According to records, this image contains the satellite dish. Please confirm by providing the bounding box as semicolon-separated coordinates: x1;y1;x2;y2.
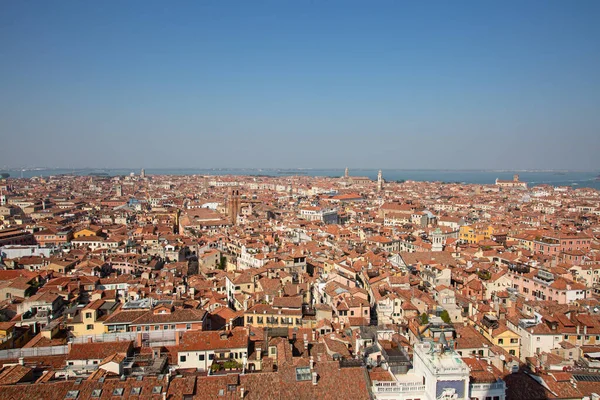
500;355;506;361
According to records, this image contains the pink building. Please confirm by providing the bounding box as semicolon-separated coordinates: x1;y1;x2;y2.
508;266;589;303
533;232;591;257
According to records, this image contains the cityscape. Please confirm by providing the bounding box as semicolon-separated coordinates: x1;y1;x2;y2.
1;1;600;399
0;170;599;399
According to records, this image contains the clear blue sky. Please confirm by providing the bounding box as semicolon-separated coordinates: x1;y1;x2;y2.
1;0;599;170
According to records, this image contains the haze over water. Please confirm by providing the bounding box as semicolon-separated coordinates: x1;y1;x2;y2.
6;168;600;191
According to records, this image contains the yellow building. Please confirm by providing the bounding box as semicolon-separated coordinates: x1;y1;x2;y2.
0;321;31;350
67;300;119;336
472;314;520;358
0;322;16;350
507;232;536;251
73;226;102;239
244;304;306;329
459;224;494;244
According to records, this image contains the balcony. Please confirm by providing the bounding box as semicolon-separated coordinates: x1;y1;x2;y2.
373;381;426;394
470;382;505;391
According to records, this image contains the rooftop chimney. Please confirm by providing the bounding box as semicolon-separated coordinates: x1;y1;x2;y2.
240;388;245;398
312;372;318;386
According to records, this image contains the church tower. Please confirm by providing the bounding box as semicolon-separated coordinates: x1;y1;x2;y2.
431;228;444;252
116;184;122;197
377;170;383;192
344;167;349;178
173;209;181;234
228;189;241;225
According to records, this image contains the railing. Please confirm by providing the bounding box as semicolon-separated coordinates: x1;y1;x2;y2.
144;340;177;347
373;381;426;393
470;382;506;391
0;345;68;360
339;359;363;368
71;329;178;344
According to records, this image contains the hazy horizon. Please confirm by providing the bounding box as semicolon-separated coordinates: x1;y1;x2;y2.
1;1;599;170
2;166;599;173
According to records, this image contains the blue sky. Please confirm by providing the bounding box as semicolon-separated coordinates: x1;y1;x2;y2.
1;1;599;170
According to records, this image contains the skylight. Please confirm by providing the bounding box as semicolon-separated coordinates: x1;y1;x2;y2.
295;366;312;381
65;391;79;400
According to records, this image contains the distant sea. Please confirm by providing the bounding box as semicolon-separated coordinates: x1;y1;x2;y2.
3;168;600;190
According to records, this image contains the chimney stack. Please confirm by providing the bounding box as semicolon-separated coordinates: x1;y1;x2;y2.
240;388;245;398
312;372;318;386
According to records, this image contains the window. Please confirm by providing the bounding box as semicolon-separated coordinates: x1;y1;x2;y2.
180;355;187;362
112;388;124;397
536;337;540;342
564;335;569;340
163;325;169;330
511;338;519;344
130;388;141;395
65;391;79;399
509;350;516;355
86;324;94;330
85;312;92;319
209;354;214;360
152;386;162;394
91;389;102;398
199;354;205;361
270;347;276;355
247;316;253;324
498;338;504;344
186;324;191;330
295;367;312;381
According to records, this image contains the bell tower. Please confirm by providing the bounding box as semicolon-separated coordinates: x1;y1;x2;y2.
377;170;383;192
431;228;444;252
228;189;241;225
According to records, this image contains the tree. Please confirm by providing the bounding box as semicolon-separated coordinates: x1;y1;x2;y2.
218;256;227;270
440;310;451;324
477;270;492;281
420;313;429;325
